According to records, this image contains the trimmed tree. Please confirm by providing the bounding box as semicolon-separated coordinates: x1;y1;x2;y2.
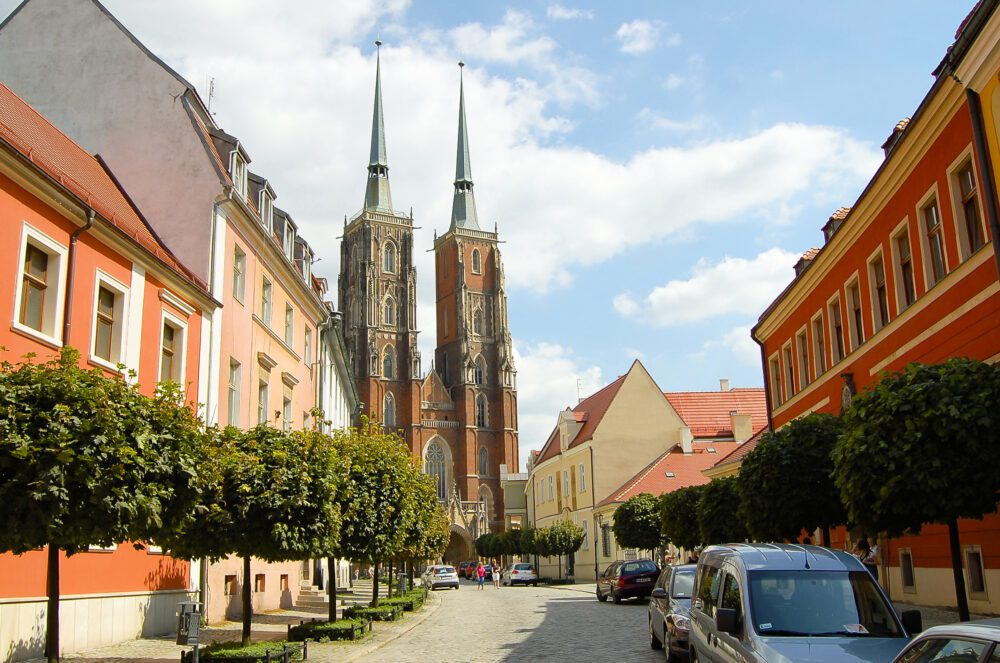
660;485;706;552
0;349;207;662
834;359;1000;622
548;520;585;579
739;414;846;545
697;476;748;545
612;493;663;554
398;468;449;591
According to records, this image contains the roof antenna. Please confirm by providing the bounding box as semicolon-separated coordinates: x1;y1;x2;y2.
577;378;583;404
207;77;216;116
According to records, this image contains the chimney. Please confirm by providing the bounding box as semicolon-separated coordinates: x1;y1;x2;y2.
730;412;754;443
680;426;693;454
719;378;730;392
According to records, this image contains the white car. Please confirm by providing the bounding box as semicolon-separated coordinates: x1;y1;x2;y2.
502;563;538;586
428;565;459;590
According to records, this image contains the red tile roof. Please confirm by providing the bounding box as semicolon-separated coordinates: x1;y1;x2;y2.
800;247;820;261
0;81;203;289
534;374;626;465
708;426;767;471
663;388;767;439
598;440;739;507
830;206;851;221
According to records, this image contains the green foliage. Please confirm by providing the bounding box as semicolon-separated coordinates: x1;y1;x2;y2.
397;465;449;563
612;493;663;551
739;414;846;541
197;640;303;661
546;520;585;556
287;619;366;643
660;485;706;551
518;527;537;556
475;533;495;558
834;359;1000;536
343;604;402;621
697;476;747;545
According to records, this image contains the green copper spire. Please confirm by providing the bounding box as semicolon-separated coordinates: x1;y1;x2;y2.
365;40;393;212
450;61;480;230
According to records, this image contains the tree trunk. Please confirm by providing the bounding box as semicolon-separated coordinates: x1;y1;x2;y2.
371;561;380;607
387;560;393;598
822;526;831;548
408;559;415;591
241;556;252;646
45;544;59;663
948;518;971;621
327;556;337;623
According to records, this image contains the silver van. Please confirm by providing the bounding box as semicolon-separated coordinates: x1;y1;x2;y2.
689;543;922;663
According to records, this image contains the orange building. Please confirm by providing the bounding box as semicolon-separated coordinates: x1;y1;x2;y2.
0;82;215;659
753;1;1000;614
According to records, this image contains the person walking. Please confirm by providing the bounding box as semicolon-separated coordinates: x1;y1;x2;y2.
493;560;502;589
856;538;880;582
476;562;486;590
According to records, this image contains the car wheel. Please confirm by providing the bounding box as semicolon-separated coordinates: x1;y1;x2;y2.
649;617;663;650
532;581;538;587
690;648;700;663
597;588;607;602
612;591;622;604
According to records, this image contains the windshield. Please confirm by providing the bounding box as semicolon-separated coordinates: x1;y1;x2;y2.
671;570;695;598
515;564;533;571
623;561;658;574
749;571;901;638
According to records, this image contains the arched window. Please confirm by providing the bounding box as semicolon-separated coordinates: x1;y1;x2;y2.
476;393;487;428
383;242;396;273
382;347;395;379
471;248;482;274
473;308;484;336
474;356;485;386
478;446;488;475
383;392;396;427
425;441;446;500
383;297;395;326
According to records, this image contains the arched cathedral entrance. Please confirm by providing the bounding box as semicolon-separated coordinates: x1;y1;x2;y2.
443;525;474;565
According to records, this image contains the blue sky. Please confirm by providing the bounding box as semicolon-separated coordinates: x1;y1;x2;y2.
0;0;976;465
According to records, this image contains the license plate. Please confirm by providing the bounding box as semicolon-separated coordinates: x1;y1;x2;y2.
635;578;652;583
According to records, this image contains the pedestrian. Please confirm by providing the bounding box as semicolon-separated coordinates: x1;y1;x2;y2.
856;538;880;582
476;562;486;590
493;560;502;589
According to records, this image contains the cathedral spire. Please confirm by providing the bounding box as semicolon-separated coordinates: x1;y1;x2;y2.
364;40;393;213
450;61;480;230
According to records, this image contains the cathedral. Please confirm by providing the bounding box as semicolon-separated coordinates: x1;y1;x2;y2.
338;47;519;561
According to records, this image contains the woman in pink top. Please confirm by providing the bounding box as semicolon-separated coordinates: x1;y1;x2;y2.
476;562;486;590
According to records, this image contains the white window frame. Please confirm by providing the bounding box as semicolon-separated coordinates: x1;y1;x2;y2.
827;293;845;365
232;153;248;198
260;191;273;233
157;309;188;385
548;475;554;501
261;275;273;326
578;463;586;493
767;352;783;406
946;147;987;262
282;388;293;432
304;327;313;367
890;218;916;314
781;341;795;398
810;310;827;378
867;247;890;333
228;358;241;427
844;273;864;353
89;270;130;371
284;304;294;347
13;224;68;346
916;184;949;289
562;469;570;496
258;375;269;425
795;326;810;389
232;245;246;304
284;225;295;262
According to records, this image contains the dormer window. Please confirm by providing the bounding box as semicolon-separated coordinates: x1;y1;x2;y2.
232;154;248;198
259;191;273;233
283;224;295;261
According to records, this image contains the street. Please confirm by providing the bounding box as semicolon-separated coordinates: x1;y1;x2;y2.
361;578;664;662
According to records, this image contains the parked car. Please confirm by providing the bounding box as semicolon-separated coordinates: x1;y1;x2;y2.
596;559;660;604
503;563;538;587
457;561;472;579
465;563;480;580
428;565;460;590
689;543;922;663
892;619;1000;662
649;564;697;661
420;564;441;586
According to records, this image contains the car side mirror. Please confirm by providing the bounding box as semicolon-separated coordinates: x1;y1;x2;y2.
901;610;922;634
651;588;667;599
716;607;739;635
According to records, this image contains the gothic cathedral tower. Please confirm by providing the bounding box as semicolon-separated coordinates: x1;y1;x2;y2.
338;43;422;448
432;63;518;531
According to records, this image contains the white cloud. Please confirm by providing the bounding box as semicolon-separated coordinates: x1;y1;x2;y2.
514;342;603;468
615;248;802;326
637;107;708;133
665;73;685;90
701;326;762;368
450;10;555;65
616;19;676;54
547;4;594;21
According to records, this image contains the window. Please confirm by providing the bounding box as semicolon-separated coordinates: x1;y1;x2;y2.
478;446;488;475
258;377;269;425
233;155;248;197
966;547;986;595
720;573;743;630
956;163;985;257
847;280;864;351
900;638;987;662
796;330;810;389
282;392;292;432
476;394;487;427
922;200;947;286
283;224;295;261
581;522;589;550
869;254;889;331
782;344;795;397
768;355;783;406
15;226;67;343
473;308;484;336
283;305;294;346
601;524;611;557
383;297;395;326
426;442;446;500
280;574;289;592
159;316;186;383
91;276;127;367
548;476;554;501
471;248;481;274
696;565;722;618
474;356;485;385
812;315;826;376
383;242;396;273
224;575;237;595
228;359;241;426
20;245;48;332
383;347;395;379
562;469;570;496
829;297;845;363
900;549;915;591
894;228;916;310
383;392;396;427
260;193;273;232
304;328;312;367
261;276;272;326
579;463;586;493
443;305;449;337
254;574;265;593
233;246;246;303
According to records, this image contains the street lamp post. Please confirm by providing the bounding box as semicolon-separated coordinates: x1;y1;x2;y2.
594;513;603;581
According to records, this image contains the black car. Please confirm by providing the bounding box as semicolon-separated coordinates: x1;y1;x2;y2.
596;559;660;603
648;564;696;662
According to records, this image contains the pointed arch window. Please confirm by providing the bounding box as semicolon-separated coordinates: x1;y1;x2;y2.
383;242;396;273
474;355;485;386
476;393;487;428
471;248;482;274
473;308;484;336
478;446;488;475
382;347;395;379
425;441;447;500
383;392;396;427
383;296;396;326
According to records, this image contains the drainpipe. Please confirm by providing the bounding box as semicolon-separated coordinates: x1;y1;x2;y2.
752;328;774;431
590;445;598;581
61;208;96;346
965;88;1000;279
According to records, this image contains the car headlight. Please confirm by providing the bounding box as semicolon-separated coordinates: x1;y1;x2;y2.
671;614;691;632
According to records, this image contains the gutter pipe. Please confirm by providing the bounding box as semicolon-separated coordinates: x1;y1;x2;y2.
965;88;1000;279
61;208;96;345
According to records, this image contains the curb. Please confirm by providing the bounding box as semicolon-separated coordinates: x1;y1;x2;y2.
336;590;444;663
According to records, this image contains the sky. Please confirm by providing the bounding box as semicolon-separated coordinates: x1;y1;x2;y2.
0;0;976;469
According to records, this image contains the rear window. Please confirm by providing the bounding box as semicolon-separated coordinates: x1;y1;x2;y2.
672;569;696;598
437;567;455;574
623;561;658;574
515;564;533;570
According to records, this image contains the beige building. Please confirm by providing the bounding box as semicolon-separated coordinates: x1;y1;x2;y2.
523;361;765;581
